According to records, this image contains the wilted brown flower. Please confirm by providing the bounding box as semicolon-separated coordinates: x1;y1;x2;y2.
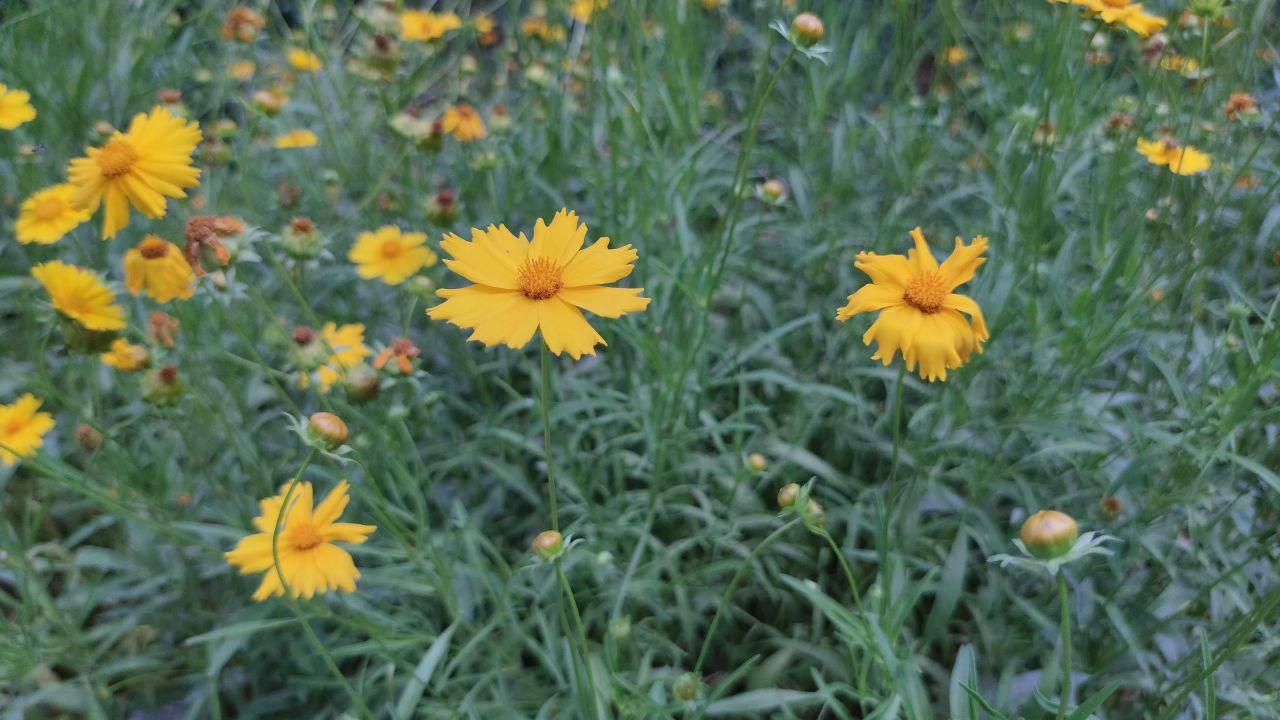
373;338;421;375
183;215;242;276
221;6;266;42
149;312;181;348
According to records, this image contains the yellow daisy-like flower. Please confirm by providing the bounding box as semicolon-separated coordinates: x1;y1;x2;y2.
1136;137;1212;175
428;209;650;359
100;338;150;371
400;10;463;41
225;480;376;601
287;48;324;72
836;228;990;382
0;394;55;466
228;60;256;81
1074;0;1166;37
273;129;318;149
441;103;486;142
348;226;438;285
570;0;608;23
521;17;566;43
32;261;127;332
66;106;202;240
305;323;372;393
0;84;36;130
16;184;93;245
123;236;197;303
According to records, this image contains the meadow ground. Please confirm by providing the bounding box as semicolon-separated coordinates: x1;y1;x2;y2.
1;0;1278;718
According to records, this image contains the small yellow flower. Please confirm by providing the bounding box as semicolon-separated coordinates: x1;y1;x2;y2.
428;209;650;359
124;236;197;303
0;394;55;466
32;261;127;332
305;323;372;393
945;45;969;65
16;184;93;245
0;84;36;130
348;226;438;285
273;129;319;149
474;14;495;34
1073;0;1167;37
228;60;256;81
400;10;462;41
225;480;376;601
570;0;608;23
521;16;566;43
441;103;486;142
1136;137;1212;175
66;106;202;239
836;228;989;382
287;48;324;72
100;338;150;371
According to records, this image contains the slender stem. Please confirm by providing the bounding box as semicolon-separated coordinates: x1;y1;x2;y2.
540;342;560;531
694;518;800;674
271;451;376;720
820;530;867;619
1056;570;1072;720
888;363;907;488
556;560;599;719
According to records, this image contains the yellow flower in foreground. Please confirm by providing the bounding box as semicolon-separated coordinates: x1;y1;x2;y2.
1079;0;1166;37
0;84;37;130
1136;137;1212;175
836;228;989;382
305;323;371;393
441;103;486;141
67;106;202;239
32;261;127;331
570;0;608;22
349;226;438;285
101;338;150;371
0;394;55;466
16;184;93;245
273;129;318;149
124;236;197;302
287;48;324;72
400;10;462;41
428;209;650;359
225;480;376;601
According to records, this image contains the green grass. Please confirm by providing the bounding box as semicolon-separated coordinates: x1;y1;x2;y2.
1;0;1278;717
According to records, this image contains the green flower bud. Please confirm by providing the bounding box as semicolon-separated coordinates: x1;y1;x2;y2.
531;530;564;561
1020;510;1079;559
789;13;824;48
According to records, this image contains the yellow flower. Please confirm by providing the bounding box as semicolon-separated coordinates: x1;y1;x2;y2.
124;236;197;302
474;14;495;34
287;48;324;72
0;84;36;130
66;106;202;240
428;209;650;359
224;480;376;601
16;184;92;245
349;226;438;285
32;261;127;332
273;129;318;149
100;338;150;371
945;45;969;66
521;17;566;43
304;323;372;393
400;10;462;41
441;103;486;142
1136;137;1212;175
835;228;989;382
1079;0;1166;36
0;394;55;466
570;0;608;23
1160;54;1202;78
228;60;256;81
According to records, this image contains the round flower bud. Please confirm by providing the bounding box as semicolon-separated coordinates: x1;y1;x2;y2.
308;412;349;449
757;179;786;205
609;616;631;639
1099;496;1122;520
790;13;824;48
344;363;381;403
531;530;564;560
75;424;103;452
1019;510;1079;559
672;672;700;702
777;483;800;508
142;366;184;406
280;216;324;260
804;498;825;525
747;452;768;473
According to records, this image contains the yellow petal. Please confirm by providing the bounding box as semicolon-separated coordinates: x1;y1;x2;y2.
942;293;989;340
557;285;650;318
907;227;938;274
853;252;912;289
428;286;540;350
836;284;904;321
537;297;605;359
529;209;587;267
439;227;523;289
560;238;639;287
862;303;922;367
312;480;351;526
938;236;988;291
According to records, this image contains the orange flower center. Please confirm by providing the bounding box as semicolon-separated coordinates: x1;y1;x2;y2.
379;238;404;259
288;522;325;551
139;238;170;259
98;138;139;178
1099;0;1128;6
518;256;564;300
903;273;947;313
34;197;65;221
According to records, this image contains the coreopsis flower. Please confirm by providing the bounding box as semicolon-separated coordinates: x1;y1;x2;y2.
1160;54;1203;78
224;480;376;600
400;10;462;41
373;337;420;375
1086;0;1167;36
945;45;969;66
273;129;318;148
0;394;55;466
441;103;486;141
348;225;437;285
228;60;256;81
124;236;197;302
428;209;650;359
221;6;266;42
16;184;92;244
0;84;36;130
66;106;202;239
1223;92;1258;121
100;338;150;371
835;228;989;382
32;261;126;332
304;323;372;393
521;17;566;43
570;0;608;23
287;48;324;72
1136;137;1212;175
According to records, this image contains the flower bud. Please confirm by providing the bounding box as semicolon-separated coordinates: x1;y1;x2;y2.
280;216;324;259
142;366;184;406
804;498;825;525
531;530;564;560
757;179;786;205
308;412;349;449
777;483;800;508
344;363;381;403
424;189;459;226
747;452;768;473
673;672;700;702
609;616;631;639
1099;496;1122;520
75;424;103;452
789;13;824;48
1019;510;1079;559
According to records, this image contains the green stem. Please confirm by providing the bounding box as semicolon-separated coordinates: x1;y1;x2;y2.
694;518;800;674
888;363;907;488
271;451;376;720
1055;570;1072;720
556;559;599;719
540;342;561;531
820;530;867;619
